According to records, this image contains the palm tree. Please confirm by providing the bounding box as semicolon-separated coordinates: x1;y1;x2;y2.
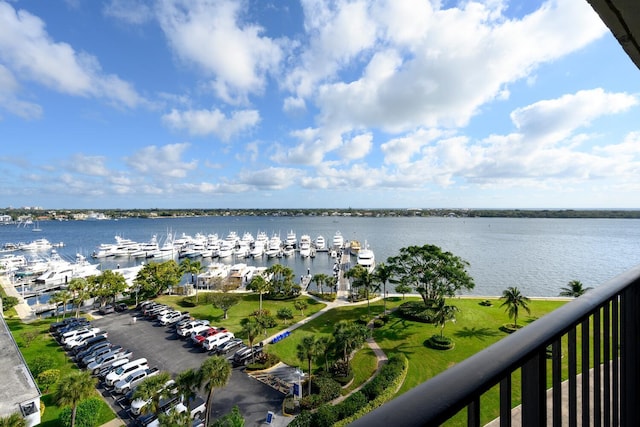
131;371;172;416
296;335;318;395
559;280;592;297
345;264;379;318
373;262;392;315
247;275;270;312
158;406;191;426
432;298;459;338
175;368;200;405
0;412;26;427
180;258;204;302
311;273;329;295
314;336;332;372
240;317;261;363
197;356;232;427
55;371;96;427
68;277;90;318
500;287;531;329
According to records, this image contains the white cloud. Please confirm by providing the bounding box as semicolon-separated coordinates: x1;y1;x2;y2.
0;64;42;119
69;154;110;176
238;166;302;190
0;1;146;108
162;107;260;140
157;0;282;104
125;142;197;179
103;0;154;25
337;133;373;161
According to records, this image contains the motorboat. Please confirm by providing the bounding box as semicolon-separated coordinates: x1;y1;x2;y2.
266;234;282;258
356;241;375;273
19;238;53;252
250;231;268;258
285;230;297;248
299;235;312;258
332;231;344;249
350;240;361;257
314;235;326;251
282;246;295;257
130;235;160;259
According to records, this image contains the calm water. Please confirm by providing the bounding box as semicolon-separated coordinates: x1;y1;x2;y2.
2;216;640;297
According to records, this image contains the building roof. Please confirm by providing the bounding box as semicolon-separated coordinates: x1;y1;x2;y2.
587;0;640;70
0;315;41;418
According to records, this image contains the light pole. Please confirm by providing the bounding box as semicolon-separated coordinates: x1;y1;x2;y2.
294;368;304;399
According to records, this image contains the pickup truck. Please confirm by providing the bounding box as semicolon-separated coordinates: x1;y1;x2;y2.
96;357;130;379
232;344;263;366
176;320;209;338
191;327;226;346
114;367;159;394
140;396;207;427
65;330;106;350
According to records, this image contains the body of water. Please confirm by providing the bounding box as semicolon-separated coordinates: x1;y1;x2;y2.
2;216;639;298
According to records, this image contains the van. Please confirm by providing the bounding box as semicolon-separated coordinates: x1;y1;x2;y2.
105;358;148;386
202;331;234;352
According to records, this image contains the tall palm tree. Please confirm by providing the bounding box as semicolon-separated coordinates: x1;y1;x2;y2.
240;317;262;363
296;335;318;395
500;287;531;328
175;368;200;405
559;280;592;297
345;264;379;318
197;356;232;427
311;273;329;295
432;298;459;338
247;275;270;312
158;406;191;426
373;262;393;315
55;371;96;427
0;412;26;427
314;336;332;372
68;277;90;318
131;371;172;416
180;258;204;302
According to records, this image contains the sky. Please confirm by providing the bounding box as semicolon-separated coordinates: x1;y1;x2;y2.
1;0;639;210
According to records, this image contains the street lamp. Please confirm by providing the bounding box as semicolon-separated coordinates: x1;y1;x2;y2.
294;368;304;399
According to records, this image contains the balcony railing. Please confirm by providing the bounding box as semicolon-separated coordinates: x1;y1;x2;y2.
350;264;640;426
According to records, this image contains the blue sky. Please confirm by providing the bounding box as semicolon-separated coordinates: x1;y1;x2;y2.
1;0;639;209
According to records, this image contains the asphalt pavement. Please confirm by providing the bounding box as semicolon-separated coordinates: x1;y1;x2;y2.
90;309;291;426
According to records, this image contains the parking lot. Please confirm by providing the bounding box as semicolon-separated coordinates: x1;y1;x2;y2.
90;308;289;426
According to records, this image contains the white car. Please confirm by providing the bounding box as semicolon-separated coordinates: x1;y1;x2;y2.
64;329;102;349
105;358;148;386
130;379;177;416
202;331;235;352
176;320;209;337
157;311;182;326
60;327;100;345
113;367;159;394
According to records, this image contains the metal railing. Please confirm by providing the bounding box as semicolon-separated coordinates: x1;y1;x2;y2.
350;265;640;426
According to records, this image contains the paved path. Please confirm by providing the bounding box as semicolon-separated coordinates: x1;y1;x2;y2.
0;275;36;322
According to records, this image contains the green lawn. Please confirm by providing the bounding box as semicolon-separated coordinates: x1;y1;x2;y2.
5;316;116;427
6;294;575;426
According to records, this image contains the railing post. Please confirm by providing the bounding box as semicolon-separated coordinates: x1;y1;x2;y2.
621;284;640;425
521;349;546;427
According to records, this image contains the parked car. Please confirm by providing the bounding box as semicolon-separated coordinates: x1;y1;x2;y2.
188;325;217;343
81;345;122;367
49;317;88;332
98;304;115;315
157;310;182;326
106;358;149;387
87;349;133;374
202;331;234;352
65;329;105;350
54;322;92;339
114;367;159;394
129;379;177;416
232;344;263;366
214;337;244;355
96;357;131;379
176;320;209;338
74;340;111;361
70;333;108;355
140;396;206;427
60;327;100;345
191;327;226;346
115;302;128;312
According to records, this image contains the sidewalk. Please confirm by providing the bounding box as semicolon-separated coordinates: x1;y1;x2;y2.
0;275;36;322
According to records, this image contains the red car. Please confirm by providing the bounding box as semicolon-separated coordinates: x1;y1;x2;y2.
192;327;227;346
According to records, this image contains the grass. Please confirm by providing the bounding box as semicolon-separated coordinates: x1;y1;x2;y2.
6;293;579;426
5;316;116;426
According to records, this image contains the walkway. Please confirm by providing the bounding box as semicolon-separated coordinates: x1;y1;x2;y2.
0;275;36;322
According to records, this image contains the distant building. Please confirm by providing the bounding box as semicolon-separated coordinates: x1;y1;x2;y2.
0;315;41;426
0;215;11;224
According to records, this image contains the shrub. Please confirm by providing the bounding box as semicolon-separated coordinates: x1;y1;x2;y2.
288;410;312;427
426;334;455;350
311;376;341;402
372;318;385;328
479;300;493;306
397;301;437;323
245;353;279;370
335;391;367;419
59;397;103;427
314;404;338;426
307;291;336;302
37;369;60;393
299;395;322;410
30;355;55;377
331;369;354;386
2;296;19;312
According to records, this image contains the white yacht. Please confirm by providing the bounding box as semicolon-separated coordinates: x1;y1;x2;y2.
357;241;375;273
217;240;234;258
250;231;268;258
299;235;312;258
332;231;344;249
266;234;282;258
285;230;297;248
19;238;53;252
314;235;326;251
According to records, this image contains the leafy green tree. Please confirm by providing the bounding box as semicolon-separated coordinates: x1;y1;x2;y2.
432;298;459;338
294;299;307;316
297;335;319;395
332;321;369;374
134;261;182;298
277;307;294;325
209;292;241;320
211;405;244;427
345;264;379;318
197;356;232;427
54;370;96;427
394;282;411;299
131;371;172;416
500;287;531;328
246;275;270;312
559;280;592;297
0;412;26;427
88;270;127;307
1;296;19;313
387;244;474;308
180;258;204;302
